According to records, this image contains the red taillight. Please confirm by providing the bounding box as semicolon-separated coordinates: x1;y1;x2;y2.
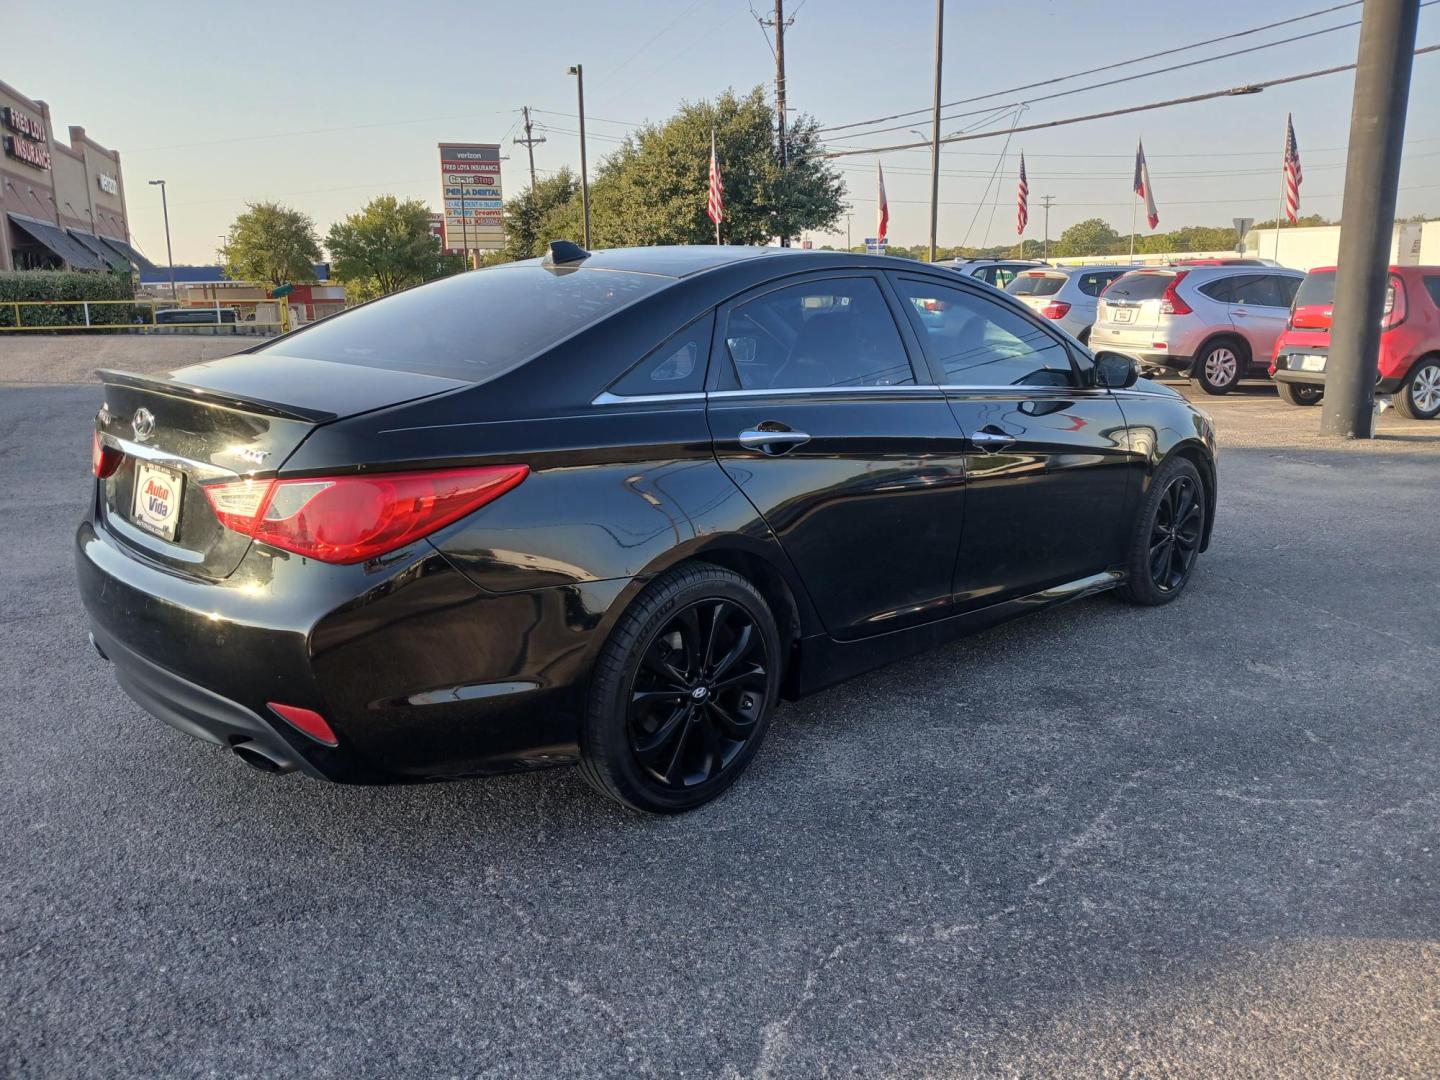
268;702;338;746
1382;274;1407;329
92;431;121;479
204;464;528;564
1159;271;1192;315
1040;301;1072;320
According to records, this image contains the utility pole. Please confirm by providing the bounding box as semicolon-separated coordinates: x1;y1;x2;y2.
147;179;175;300
567;65;591;249
514;106;546;190
1321;0;1420;438
758;0;794;245
928;0;944;263
845;213;852;252
1039;195;1055;261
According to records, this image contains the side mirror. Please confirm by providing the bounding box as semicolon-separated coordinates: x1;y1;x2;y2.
1093;351;1139;390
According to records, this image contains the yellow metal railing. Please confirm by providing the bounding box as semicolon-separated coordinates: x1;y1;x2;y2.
0;298;292;334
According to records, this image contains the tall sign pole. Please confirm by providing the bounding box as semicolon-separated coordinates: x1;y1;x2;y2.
927;0;944;263
1321;0;1420;438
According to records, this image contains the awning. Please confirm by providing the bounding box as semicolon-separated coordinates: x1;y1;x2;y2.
7;213;107;270
96;234;157;272
68;230;132;272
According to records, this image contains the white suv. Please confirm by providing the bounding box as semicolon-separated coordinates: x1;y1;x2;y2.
1004;264;1138;344
1091;265;1304;394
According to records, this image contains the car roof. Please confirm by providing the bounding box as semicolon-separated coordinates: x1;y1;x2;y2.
1119;264;1302;279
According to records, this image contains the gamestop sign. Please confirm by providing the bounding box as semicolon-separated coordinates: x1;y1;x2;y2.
438;143;503;251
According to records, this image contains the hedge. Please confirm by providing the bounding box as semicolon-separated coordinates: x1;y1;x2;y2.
0;270;144;329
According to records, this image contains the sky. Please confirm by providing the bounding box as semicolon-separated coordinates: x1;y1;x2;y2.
8;0;1440;263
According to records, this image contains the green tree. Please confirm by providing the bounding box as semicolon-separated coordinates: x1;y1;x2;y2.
500;168;580;261
326;195;450;299
544;87;845;247
1054;218;1123;257
222;202;321;287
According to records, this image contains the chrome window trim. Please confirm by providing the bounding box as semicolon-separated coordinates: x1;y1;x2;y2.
706;385;936;399
591;390;707;406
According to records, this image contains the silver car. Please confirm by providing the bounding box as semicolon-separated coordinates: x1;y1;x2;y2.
1004;264;1138;344
946;259;1046;290
1091;265;1305;394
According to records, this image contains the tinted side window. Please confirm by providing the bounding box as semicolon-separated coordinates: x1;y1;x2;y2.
608;312;713;396
722;277;914;390
1077;271;1114;297
1198;277;1237;303
1272;275;1302;306
894;277;1075;388
1230;275;1286;307
1424;277;1440;308
992;267;1019;289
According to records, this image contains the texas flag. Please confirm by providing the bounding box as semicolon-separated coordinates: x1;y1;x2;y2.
1134;140;1159;230
876;161;889;243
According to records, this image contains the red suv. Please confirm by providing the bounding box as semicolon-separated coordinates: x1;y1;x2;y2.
1271;265;1440;420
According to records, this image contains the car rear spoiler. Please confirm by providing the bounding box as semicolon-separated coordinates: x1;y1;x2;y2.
96;369;338;424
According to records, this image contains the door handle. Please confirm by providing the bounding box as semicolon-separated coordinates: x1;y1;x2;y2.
738;428;811;455
969;428;1016;452
1232;309;1250;317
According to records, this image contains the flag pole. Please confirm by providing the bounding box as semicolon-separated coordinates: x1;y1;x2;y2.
1274;114;1289;261
1130;193;1137;261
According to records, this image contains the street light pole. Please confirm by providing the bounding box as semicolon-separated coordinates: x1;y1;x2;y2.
1321;0;1421;438
567;65;591;249
927;0;944;263
148;179;175;300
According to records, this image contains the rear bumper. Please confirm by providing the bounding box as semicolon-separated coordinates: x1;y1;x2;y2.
1273;349;1405;394
76;514;622;783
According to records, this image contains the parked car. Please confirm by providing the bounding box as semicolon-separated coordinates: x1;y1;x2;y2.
154;306;238;325
1271;265;1440;419
946;258;1046;290
78;244;1217;813
1004;264;1138;343
1091;265;1305;394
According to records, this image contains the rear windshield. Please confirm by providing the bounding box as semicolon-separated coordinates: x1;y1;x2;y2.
1006;273;1064;297
258;265;666;382
1294;271;1336;308
1104;272;1173;301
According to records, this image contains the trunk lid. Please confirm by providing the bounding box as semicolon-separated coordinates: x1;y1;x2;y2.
1291;270;1336;331
94;356;466;580
1098;270;1173;331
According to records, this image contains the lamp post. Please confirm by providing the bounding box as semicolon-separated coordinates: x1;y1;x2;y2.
148;179;176;300
567;64;591;249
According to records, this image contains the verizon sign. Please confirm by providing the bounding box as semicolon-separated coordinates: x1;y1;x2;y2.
438;143;503;251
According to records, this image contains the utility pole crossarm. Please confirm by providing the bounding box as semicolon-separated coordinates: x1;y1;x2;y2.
514;106;546;191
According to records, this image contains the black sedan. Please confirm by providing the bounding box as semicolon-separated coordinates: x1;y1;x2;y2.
78;244;1216;813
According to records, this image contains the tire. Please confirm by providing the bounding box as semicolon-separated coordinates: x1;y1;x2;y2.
1193;338;1246;395
1276;380;1323;407
578;563;782;813
1077;327;1091;346
1393;357;1440;420
1116;457;1207;606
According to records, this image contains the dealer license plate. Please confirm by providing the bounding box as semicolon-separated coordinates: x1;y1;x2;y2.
131;462;184;541
1112;307;1135;323
1295;354;1327;372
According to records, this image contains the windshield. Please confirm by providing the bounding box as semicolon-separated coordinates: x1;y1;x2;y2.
1104;272;1173;302
259;265;667;382
1006;274;1064;297
1294;271;1336;308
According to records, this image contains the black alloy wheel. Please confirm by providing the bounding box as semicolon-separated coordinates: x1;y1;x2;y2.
580;564;781;813
628;598;769;789
1117;457;1206;606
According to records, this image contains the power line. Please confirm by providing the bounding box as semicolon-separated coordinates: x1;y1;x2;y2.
829;9;1438;146
817;1;1363;134
824;45;1440;159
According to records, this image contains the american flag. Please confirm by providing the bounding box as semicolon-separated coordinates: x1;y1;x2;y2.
1016;152;1029;235
1283;114;1303;224
707;127;724;234
1134;139;1159;230
876;161;889;242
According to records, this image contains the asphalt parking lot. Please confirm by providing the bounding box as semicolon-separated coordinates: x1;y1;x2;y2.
2;346;1437;1078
